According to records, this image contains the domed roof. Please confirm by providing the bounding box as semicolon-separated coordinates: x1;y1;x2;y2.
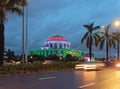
48;35;66;41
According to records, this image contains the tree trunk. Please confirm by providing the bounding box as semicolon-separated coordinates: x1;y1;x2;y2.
89;35;92;61
0;22;4;65
117;39;119;61
106;40;109;62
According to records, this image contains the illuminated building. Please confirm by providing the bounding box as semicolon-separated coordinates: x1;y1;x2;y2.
30;35;83;58
43;35;70;49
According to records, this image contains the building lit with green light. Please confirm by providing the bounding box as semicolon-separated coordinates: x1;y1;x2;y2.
30;35;83;59
31;48;83;58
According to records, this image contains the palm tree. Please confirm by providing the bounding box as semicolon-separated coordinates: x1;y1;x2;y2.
112;32;120;61
81;22;100;61
99;24;116;62
0;0;27;65
5;49;15;62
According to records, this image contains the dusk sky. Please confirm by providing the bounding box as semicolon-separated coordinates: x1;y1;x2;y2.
5;0;120;57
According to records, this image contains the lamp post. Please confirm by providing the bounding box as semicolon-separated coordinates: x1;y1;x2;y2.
22;0;29;64
22;6;25;64
113;20;120;61
25;2;28;63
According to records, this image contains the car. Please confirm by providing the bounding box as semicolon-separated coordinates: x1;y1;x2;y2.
75;61;106;70
115;62;120;69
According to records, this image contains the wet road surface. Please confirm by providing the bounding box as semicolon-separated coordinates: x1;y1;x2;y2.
0;68;120;89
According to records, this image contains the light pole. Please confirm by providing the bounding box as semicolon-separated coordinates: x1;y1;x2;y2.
25;2;28;63
22;6;25;64
22;0;29;64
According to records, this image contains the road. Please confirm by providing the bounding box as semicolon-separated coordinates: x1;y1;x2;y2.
0;68;120;89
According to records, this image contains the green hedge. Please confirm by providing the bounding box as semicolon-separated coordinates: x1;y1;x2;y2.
0;62;76;75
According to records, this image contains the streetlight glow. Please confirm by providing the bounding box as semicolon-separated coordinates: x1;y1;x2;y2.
114;20;120;27
100;26;105;30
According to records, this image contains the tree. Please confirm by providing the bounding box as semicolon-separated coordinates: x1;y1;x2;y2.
47;55;59;61
112;32;120;60
0;0;27;65
99;24;116;62
65;54;73;61
81;22;100;61
5;49;15;62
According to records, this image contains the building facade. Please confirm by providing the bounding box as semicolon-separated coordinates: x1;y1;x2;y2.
30;35;83;58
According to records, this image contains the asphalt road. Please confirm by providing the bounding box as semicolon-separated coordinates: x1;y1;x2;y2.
0;68;120;89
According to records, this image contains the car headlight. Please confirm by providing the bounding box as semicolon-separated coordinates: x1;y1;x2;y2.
116;64;120;67
84;64;96;67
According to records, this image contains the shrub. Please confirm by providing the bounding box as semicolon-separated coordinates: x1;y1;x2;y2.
0;62;76;74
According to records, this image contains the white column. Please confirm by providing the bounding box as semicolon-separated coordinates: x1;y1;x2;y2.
57;43;59;48
62;43;64;49
53;43;55;48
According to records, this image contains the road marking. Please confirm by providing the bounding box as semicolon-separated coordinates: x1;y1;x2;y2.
79;83;95;88
39;76;56;80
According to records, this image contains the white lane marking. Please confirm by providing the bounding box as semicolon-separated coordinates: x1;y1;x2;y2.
79;83;95;88
39;76;56;80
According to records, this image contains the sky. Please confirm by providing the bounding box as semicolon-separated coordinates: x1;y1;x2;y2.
4;0;120;57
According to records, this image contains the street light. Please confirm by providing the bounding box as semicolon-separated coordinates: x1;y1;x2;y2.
22;0;29;64
22;6;25;64
25;1;28;63
113;20;120;28
100;26;105;30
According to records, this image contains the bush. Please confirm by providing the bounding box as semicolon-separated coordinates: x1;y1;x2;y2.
0;62;76;74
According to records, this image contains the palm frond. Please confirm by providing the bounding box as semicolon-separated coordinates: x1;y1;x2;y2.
90;22;94;27
83;24;90;31
94;33;101;38
81;32;89;44
7;0;27;6
99;38;105;50
109;39;116;49
112;32;119;41
105;24;111;32
93;34;100;47
93;26;100;30
7;7;23;16
0;0;27;23
0;8;7;23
